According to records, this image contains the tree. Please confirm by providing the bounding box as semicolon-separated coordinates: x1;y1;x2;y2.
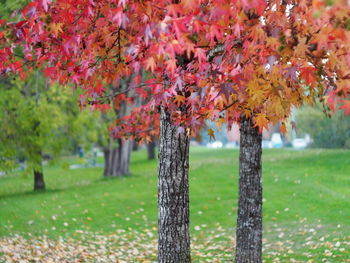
2;0;350;261
101;80;134;177
0;74;73;190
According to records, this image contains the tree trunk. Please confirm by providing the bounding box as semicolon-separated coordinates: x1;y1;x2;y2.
158;107;191;263
147;137;156;160
34;168;45;191
119;138;132;175
103;138;132;177
103;147;111;177
102;78;136;177
132;141;139;151
235;116;263;263
32;121;45;191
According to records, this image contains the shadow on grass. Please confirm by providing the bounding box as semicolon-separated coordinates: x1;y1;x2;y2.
130;158;157;166
0;171;148;200
0;188;64;200
96;172;144;183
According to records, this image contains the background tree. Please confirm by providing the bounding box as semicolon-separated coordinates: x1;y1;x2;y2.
0;74;71;190
0;0;30;20
146;136;157;160
296;105;350;148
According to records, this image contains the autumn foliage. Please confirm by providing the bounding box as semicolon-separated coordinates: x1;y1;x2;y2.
1;0;350;137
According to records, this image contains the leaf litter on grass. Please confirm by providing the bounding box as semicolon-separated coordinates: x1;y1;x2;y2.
1;223;349;262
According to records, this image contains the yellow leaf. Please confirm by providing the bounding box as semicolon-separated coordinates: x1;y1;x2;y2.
215;118;225;130
50;23;63;36
207;128;215;140
266;37;280;50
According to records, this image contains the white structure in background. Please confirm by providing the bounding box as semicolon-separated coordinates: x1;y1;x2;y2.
304;134;312;144
262;140;272;149
292;138;308;149
206;141;223;148
225;142;238;149
270;133;283;148
292;134;312;149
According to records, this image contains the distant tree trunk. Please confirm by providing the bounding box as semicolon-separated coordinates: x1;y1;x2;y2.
34;166;45;191
103;77;137;177
235;116;263;263
103;138;132;177
119;138;132;175
158;106;191;263
103;147;111;176
132;141;139;151
33;121;45;191
147;136;156;160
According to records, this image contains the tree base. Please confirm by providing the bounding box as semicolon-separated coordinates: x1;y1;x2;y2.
34;170;46;191
158;107;191;263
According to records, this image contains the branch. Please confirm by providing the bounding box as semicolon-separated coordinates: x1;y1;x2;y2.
86;81;165;105
207;44;224;62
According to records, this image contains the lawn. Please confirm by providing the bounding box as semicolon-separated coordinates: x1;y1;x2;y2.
0;148;349;262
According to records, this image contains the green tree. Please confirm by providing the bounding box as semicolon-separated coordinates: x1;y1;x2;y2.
296;105;350;149
0;74;101;190
0;0;30;19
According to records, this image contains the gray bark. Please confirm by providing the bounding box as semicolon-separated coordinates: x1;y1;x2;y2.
158;107;191;263
235;116;263;263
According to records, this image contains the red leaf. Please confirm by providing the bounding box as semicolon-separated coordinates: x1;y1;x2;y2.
340;100;350;115
300;67;317;87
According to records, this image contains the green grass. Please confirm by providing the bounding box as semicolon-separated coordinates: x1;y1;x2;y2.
1;148;350;262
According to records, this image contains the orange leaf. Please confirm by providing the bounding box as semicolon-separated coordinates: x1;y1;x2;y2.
280;123;287;135
174;95;186;106
182;0;198;9
145;57;156;72
165;59;177;74
254;114;269;133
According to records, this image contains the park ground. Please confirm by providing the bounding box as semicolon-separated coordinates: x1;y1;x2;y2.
0;148;349;262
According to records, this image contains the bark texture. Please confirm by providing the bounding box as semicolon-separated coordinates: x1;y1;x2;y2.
103;138;132;177
34;168;45;191
147;136;156;160
158;107;191;263
235;116;263;263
